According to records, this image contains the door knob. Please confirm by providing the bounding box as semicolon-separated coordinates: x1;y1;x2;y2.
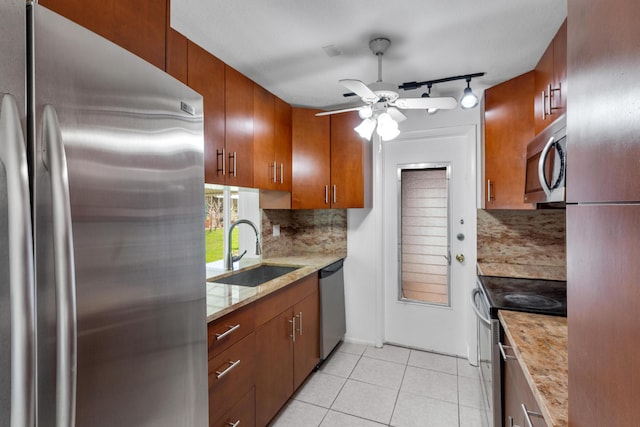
455;253;465;263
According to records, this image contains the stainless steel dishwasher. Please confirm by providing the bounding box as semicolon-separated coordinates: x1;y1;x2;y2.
319;259;346;361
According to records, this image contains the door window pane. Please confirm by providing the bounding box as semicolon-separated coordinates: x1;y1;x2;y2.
399;167;450;305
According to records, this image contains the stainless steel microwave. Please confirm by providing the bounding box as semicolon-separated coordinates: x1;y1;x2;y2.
524;114;566;204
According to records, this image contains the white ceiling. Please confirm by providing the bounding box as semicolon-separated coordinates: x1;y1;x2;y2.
171;0;567;111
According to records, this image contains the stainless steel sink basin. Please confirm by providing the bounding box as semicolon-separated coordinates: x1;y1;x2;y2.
210;265;300;287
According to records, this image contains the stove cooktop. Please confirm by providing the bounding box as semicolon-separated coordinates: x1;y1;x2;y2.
477;275;567;318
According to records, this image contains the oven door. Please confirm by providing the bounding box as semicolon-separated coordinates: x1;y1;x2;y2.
471;283;501;427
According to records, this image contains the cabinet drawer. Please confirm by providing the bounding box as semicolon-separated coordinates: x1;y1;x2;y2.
210;387;255;427
208;304;255;359
208;332;256;423
255;274;318;327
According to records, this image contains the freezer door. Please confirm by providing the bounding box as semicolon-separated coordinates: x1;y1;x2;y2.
32;6;207;427
1;3;36;427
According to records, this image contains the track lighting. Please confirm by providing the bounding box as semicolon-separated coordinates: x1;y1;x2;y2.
460;77;479;109
422;84;438;115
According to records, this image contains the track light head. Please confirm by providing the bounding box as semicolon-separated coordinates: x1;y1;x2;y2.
460;78;479;109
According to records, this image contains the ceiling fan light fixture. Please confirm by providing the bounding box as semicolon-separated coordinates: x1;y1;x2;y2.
460;79;479;109
354;118;376;140
358;105;373;119
376;113;400;141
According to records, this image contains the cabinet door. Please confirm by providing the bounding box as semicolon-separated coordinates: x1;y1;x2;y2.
188;42;225;184
292;108;330;209
502;334;546;427
293;290;320;389
225;65;254;188
551;20;567;117
566;0;640;203
483;72;535;209
165;28;187;84
533;42;555;134
39;0;166;70
330;112;370;208
253;84;276;190
275;96;293;192
567;205;640;426
255;309;294;427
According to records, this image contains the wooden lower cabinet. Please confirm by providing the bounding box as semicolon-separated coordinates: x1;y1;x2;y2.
210;388;255;427
208;332;256;426
255;275;320;426
502;333;547;427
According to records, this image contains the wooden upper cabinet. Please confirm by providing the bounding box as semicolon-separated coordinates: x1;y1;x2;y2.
534;19;567;134
552;20;567;117
483;71;535;209
225;65;254;188
253;86;292;192
39;0;166;70
291;108;331;209
165;28;187;84
330;112;371;208
253;84;276;190
274;97;293;192
292;108;371;209
187;41;225;184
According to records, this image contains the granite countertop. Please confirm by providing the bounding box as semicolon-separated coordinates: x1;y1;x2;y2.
498;310;568;427
477;262;566;281
205;255;343;323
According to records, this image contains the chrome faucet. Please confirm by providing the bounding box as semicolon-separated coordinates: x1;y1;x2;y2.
224;219;261;270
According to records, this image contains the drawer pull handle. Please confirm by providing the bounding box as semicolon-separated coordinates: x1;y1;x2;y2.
498;342;516;361
521;403;543;427
215;324;240;340
227;420;240;427
215;359;240;379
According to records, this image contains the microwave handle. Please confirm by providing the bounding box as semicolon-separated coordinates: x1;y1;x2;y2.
537;136;555;198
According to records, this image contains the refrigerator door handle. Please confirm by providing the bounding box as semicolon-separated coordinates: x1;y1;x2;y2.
42;105;78;427
0;94;36;427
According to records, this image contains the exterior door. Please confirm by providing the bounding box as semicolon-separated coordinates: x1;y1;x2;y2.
382;126;476;356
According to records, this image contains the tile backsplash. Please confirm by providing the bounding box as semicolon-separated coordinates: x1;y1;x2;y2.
477;209;566;280
261;209;347;258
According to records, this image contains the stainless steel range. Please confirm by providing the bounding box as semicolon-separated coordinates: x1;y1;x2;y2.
471;275;566;427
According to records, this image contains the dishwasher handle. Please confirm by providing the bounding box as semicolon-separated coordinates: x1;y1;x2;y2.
319;259;344;279
471;288;491;327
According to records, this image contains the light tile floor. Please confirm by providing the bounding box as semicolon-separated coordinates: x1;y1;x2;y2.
269;342;489;427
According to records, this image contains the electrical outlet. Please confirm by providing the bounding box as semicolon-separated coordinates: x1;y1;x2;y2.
273;224;280;237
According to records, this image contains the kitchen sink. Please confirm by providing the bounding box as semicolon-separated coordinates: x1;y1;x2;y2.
209;264;300;287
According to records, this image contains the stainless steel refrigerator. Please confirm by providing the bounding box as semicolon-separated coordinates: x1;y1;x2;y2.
1;2;208;426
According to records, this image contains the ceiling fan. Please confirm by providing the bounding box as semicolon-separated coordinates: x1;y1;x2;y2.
316;37;458;140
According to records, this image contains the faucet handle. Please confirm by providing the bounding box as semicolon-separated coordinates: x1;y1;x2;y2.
232;250;248;263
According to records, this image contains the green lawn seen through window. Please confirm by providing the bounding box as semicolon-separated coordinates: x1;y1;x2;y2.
205;227;239;263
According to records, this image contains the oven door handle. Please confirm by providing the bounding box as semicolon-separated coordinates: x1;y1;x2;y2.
470;288;491;327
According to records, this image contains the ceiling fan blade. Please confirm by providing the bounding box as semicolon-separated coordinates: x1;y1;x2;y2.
386;107;407;123
393;96;458;110
339;79;379;102
315;106;363;116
